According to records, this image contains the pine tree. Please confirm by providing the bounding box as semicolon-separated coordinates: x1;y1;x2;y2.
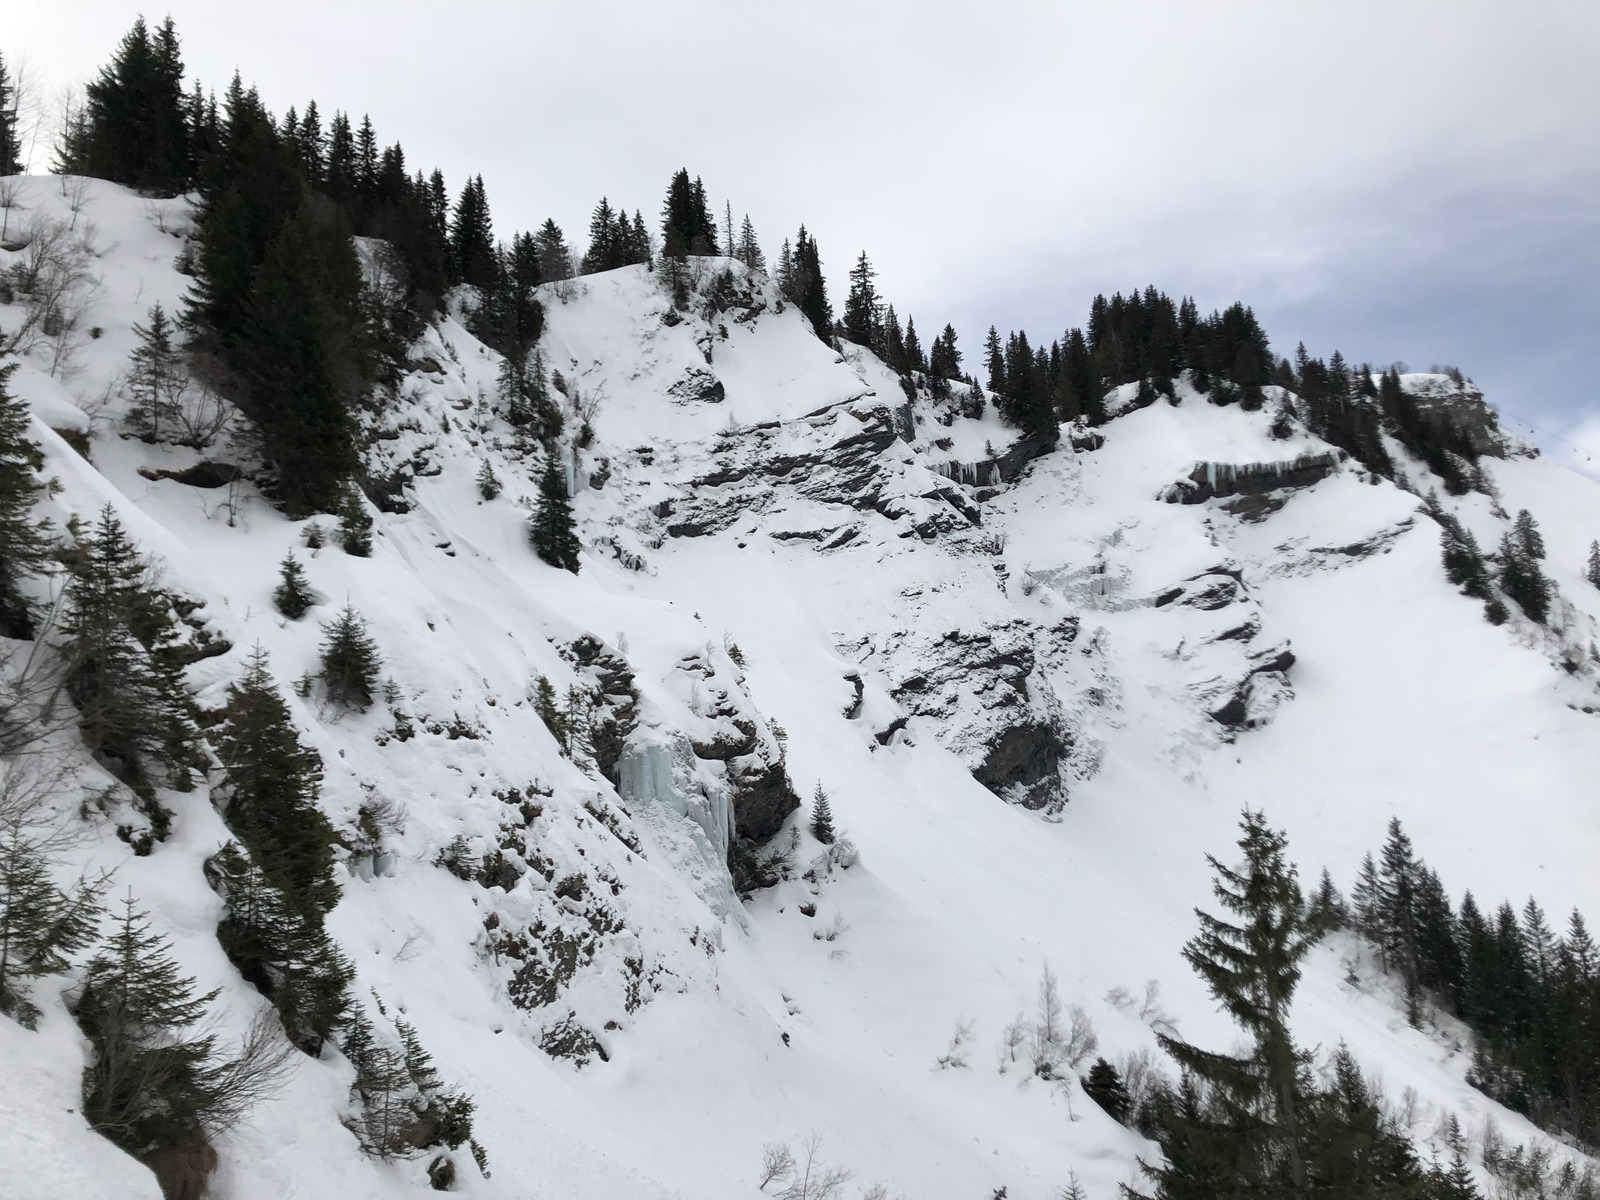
1375;817;1420;981
476;460;500;500
125;304;188;442
74;896;241;1187
532;675;566;744
735;215;765;271
205;843;350;1054
59;17;193;194
529;457;580;573
810;783;835;845
788;226;832;342
1308;869;1347;932
1139;809;1322;1200
1082;1057;1132;1124
1496;513;1551;624
337;484;373;557
1427;494;1490;599
532;219;572;281
0;360;51;639
1586;540;1600;590
843;252;881;349
0;52;23;175
318;605;381;711
661;169;718;257
449;175;496;289
0;821;105;1028
929;323;962;381
216;647;338;916
59;505;197;809
272;552;313;619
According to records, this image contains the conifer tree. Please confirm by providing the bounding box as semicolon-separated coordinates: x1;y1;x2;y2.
529;457;580;573
1586;540;1600;591
449;175;496;289
532;219;572;281
272;552;313;619
1427;494;1490;600
60;505;198;807
337;484;373;557
1082;1057;1132;1124
205;843;350;1054
0;52;22;175
902;317;926;374
929;324;962;381
476;460;500;500
125;304;188;442
1496;510;1551;623
810;783;835;845
843;252;881;349
735;215;765;271
75;895;287;1192
216;647;338;916
318;604;381;711
0;360;51;639
661;169;717;257
1138;810;1322;1200
787;226;832;342
57;17;193;194
0;821;105;1028
532;675;566;744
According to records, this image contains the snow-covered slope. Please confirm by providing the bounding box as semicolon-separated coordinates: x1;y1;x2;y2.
3;177;1599;1199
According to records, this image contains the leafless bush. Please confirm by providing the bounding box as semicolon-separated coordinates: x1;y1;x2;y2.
1116;1048;1172;1120
935;1016;976;1069
761;1132;853;1200
996;1011;1027;1073
760;1143;796;1190
812;913;848;943
2;212;101;376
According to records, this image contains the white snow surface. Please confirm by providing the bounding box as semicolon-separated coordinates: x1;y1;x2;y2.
2;177;1598;1199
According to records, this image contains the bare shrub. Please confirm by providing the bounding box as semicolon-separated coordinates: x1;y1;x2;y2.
935;1016;976;1069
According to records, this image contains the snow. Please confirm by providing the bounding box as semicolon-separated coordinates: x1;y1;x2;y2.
2;175;1598;1198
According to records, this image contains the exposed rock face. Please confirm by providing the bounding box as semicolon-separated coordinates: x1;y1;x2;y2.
1398;373;1520;459
1162;451;1342;504
882;621;1074;811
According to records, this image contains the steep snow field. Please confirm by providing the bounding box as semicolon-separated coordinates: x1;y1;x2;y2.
2;177;1598;1199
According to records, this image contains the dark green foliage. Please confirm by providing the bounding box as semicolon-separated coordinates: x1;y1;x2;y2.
337;484;373;557
533;219;573;281
475;460;500;501
780;226;833;342
580;197;651;274
232;198;370;517
1350;819;1600;1154
929;323;963;382
497;348;560;441
0;361;51;639
529;457;580;573
1292;350;1393;479
75;896;287;1196
0;52;22;175
989;328;1059;440
318;604;381;711
1083;1057;1132;1124
0;823;105;1028
126;304;186;442
533;675;566;744
215;647;338;917
449;175;496;289
1425;494;1490;600
660;169;718;257
1308;869;1348;932
810;783;834;845
55;17;194;194
343;1002;481;1164
1497;510;1551;623
205;843;350;1055
735;215;765;271
1586;541;1600;591
843;252;881;350
272;552;313;619
59;506;199;813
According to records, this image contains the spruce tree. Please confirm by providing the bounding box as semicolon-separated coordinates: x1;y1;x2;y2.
272;552;313;619
0;360;51;639
787;226;832;342
476;460;501;500
532;219;572;281
843;252;881;349
318;604;381;711
75;896;231;1184
59;16;193;194
449;175;496;289
529;457;580;573
1496;511;1551;624
810;783;835;845
1138;809;1322;1200
1586;540;1600;590
59;505;198;807
1082;1057;1132;1124
735;215;765;271
205;842;350;1054
125;304;187;442
0;822;105;1028
0;52;22;175
337;484;373;557
216;647;338;916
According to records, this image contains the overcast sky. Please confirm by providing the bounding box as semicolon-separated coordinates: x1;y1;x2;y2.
14;1;1600;458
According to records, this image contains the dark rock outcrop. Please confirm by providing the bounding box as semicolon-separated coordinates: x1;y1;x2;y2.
1162;451;1341;504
